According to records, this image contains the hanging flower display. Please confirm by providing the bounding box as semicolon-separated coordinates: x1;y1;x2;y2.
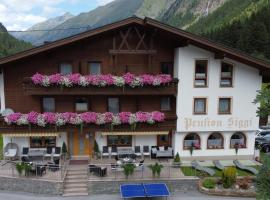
4;111;165;127
31;73;172;88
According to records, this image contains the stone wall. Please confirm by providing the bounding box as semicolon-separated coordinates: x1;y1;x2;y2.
0;176;63;195
88;178;199;194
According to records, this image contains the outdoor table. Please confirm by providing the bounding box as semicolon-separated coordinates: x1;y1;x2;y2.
28;150;45;161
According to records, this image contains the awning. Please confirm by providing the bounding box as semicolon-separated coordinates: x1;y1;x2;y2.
2;132;61;137
101;131;169;136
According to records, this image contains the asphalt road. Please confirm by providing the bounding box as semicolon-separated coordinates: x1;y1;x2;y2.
0;190;255;200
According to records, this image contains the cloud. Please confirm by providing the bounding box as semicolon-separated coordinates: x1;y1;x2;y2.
97;0;114;6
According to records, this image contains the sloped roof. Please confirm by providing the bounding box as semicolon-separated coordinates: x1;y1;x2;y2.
0;16;270;72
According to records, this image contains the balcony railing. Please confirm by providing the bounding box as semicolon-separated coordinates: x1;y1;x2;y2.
0;114;177;133
22;78;178;96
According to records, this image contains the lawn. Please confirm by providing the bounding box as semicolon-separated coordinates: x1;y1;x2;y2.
181;166;259;177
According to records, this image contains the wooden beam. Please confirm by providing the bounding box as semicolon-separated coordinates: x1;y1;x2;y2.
177;40;190;47
109;49;157;55
215;52;226;59
118;28;131;50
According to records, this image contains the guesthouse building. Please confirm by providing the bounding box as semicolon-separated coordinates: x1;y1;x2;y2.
0;17;269;160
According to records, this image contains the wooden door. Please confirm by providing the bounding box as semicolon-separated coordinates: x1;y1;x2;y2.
72;129;91;156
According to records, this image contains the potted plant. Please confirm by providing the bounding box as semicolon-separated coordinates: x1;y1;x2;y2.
23;163;32;177
15;162;24;176
173;152;181;168
234;143;239;156
122;163;136;179
93;140;100;159
189;143;195;156
148;162;163;178
62;142;68;160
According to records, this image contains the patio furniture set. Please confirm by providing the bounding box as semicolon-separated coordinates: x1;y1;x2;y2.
101;146;173;160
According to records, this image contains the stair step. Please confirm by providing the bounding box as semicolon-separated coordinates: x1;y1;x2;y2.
62;192;88;197
65;183;88;189
66;175;87;179
64;187;88;193
65;179;88;183
68;167;88;171
67;171;88;175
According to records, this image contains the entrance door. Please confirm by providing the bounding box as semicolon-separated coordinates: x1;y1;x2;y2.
157;132;172;147
72;129;92;156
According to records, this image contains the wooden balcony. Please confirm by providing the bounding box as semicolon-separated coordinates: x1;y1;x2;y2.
0;115;177;133
22;78;178;96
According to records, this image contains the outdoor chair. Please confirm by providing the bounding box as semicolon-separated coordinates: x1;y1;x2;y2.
35;164;46;176
111;146;118;158
44;147;53;160
48;158;60;172
143;146;150;159
53;147;61;159
135;160;144;171
89;165;107;177
21;147;29;158
21;156;32;164
101;146;109;160
2;143;19;166
135;146;142;157
233;160;258;175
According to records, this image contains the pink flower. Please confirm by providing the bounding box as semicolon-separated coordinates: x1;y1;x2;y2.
31;73;44;85
104;112;113;123
27;111;39;124
135;112;150;123
157;74;172;84
5;113;22;123
80;112;97;123
123;73;135;85
151;111;165;122
119;112;132;123
140;74;154;85
66;73;81;84
43;112;56;124
49;73;62;84
100;74;114;85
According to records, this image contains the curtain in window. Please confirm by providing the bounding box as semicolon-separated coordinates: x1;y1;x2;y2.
195;99;205;113
219;99;229;112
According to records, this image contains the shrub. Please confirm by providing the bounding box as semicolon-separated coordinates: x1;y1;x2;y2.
148;163;163;177
174;153;181;163
256;157;270;200
122;164;136;179
15;162;24;176
222;167;236;188
202;178;216;189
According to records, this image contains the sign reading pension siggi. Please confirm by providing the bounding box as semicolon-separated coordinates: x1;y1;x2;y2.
184;117;253;130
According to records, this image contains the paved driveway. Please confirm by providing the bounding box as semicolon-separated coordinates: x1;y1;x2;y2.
0;190;254;200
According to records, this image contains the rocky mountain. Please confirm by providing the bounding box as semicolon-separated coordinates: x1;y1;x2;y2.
12;12;74;45
0;23;32;58
13;0;225;45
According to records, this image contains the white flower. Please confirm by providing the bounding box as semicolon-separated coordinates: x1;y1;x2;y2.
70;115;83;125
112;116;121;125
17;115;29;125
128;114;137;124
96;114;106;125
130;77;143;88
113;77;125;87
153;78;161;86
61;77;72;87
42;76;50;87
37;115;46;127
79;76;89;87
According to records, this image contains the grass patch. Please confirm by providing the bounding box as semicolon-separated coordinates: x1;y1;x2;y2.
181;166;259;177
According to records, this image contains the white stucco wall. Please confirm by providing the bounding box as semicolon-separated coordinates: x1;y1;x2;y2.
3;132;67;156
0;70;5;112
173;45;262;158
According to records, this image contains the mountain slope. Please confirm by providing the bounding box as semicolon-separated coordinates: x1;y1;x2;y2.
14;0;225;45
201;0;270;62
0;23;32;58
12;12;74;44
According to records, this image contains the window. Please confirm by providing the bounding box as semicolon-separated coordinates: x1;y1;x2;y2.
220;62;233;87
42;97;55;112
108;98;119;114
89;62;101;75
218;98;231;114
207;132;224;149
161;62;173;76
161;97;171;111
75;98;88;112
30;137;56;148
194;98;207;114
230;132;246;148
60;63;72;75
194;60;208;87
107;135;132;146
183;133;200;149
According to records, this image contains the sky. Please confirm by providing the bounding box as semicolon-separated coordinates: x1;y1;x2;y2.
0;0;114;31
